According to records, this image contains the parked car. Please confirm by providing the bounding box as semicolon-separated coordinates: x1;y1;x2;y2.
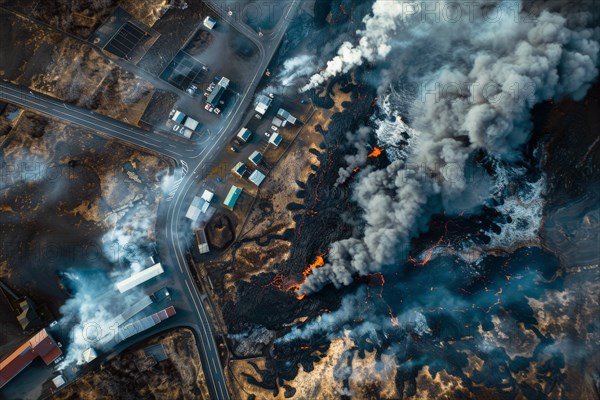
49;320;58;328
264;132;270;137
230;146;239;153
172;125;181;132
271;125;278;131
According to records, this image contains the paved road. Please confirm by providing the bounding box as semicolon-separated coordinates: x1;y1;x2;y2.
161;2;300;399
0;1;300;398
0;82;188;161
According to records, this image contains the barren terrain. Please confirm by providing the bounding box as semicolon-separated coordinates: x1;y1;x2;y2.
51;329;209;400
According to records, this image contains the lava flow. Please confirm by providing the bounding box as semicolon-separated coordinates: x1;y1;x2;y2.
263;254;327;300
409;237;445;267
293;254;326;300
368;146;383;158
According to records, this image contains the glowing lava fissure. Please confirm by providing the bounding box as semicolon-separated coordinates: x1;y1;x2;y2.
367;146;383;158
263;254;327;300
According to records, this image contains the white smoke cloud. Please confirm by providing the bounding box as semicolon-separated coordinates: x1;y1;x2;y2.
280;55;319;87
302;1;415;91
56;269;147;369
299;0;599;294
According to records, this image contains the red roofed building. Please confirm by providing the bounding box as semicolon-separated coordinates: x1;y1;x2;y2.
0;329;62;388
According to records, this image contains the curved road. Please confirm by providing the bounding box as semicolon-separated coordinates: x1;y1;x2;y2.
161;2;299;398
1;1;300;399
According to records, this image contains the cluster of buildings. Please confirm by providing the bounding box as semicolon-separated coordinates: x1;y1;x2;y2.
169;109;200;139
0;329;62;389
185;190;215;254
217;99;297;211
0;261;174;392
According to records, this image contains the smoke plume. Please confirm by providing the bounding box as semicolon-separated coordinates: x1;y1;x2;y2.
299;0;599;294
57;269;147;368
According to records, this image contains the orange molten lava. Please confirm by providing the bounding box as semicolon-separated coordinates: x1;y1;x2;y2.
272;254;327;301
409;237;444;267
307;255;325;271
368;147;383;158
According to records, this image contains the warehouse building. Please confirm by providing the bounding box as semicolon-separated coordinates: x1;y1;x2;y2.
0;329;62;388
224;185;242;210
277;108;297;125
82;348;97;363
185;190;214;222
115;263;164;293
196;229;210;254
207;76;230;107
184;117;200;131
171;110;186;124
117;306;176;342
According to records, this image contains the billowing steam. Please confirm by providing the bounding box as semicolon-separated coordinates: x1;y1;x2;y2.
299;0;599;294
302;1;415;91
57;175;165;369
57;269;147;368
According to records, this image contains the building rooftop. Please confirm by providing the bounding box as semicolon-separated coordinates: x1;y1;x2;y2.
183;117;199;131
224;185;242;209
118;306;176;342
115;263;164;293
178;128;193;139
201;190;214;203
249;170;266;186
248;151;263;165
16;297;42;331
186;196;207;221
236;127;252;142
255;94;272;115
82;348;97;363
203;16;216;29
52;375;66;388
197;228;210;254
269;132;282;147
232;162;247;177
218;77;230;88
172;110;186;124
277;108;297;124
207;85;226;107
0;329;62;388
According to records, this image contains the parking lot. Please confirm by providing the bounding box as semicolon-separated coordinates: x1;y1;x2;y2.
160;51;208;91
90;7;159;63
104;22;149;59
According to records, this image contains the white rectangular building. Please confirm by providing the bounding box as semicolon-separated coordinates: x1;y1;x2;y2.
184;117;199;131
115;263;164;293
203;16;216;30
